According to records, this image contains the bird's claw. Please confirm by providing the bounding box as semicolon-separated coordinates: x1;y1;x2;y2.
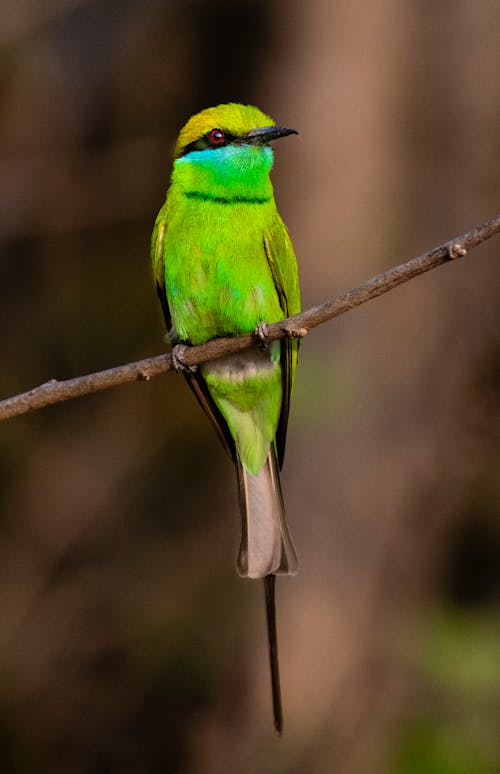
254;321;270;350
171;344;197;373
448;242;467;260
253;321;308;350
285;326;308;339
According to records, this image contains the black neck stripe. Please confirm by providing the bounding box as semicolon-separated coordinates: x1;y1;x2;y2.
184;191;271;205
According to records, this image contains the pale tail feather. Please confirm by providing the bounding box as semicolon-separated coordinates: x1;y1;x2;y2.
236;449;299;579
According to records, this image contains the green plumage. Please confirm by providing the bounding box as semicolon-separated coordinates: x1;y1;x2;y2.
152;104;300;479
152;104;300;732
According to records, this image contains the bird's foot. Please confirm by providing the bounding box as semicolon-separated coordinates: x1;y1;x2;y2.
171;344;197;373
284;325;308;339
254;321;270;350
448;242;467;260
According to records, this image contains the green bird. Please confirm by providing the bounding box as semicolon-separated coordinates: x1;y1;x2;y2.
151;103;300;733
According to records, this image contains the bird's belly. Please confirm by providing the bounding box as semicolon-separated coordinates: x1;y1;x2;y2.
201;344;283;474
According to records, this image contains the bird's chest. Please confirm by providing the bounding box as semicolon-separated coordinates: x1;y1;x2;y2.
164;205;282;343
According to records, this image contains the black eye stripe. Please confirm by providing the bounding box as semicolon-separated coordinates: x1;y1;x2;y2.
178;129;238;157
205;129;237;147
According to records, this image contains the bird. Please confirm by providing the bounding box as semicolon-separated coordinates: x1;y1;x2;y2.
151;103;300;733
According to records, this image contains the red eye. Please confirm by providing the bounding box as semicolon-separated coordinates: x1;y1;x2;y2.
208;128;225;146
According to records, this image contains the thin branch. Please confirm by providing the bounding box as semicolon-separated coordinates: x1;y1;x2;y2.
1;213;499;422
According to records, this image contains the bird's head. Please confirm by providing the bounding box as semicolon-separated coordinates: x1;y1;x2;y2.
174;103;297;159
171;104;297;195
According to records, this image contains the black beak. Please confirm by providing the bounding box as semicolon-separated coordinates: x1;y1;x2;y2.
237;125;299;146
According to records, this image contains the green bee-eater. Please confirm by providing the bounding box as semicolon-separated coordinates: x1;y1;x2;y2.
151;103;300;732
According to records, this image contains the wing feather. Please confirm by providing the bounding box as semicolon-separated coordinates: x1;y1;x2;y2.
263;216;300;468
151;217;172;331
151;209;236;460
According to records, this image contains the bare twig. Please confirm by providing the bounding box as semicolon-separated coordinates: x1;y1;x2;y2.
1;213;499;422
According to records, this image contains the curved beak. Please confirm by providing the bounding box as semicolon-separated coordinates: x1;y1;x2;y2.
236;125;299;146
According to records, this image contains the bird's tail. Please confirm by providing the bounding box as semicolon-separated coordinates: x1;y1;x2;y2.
236;448;299;580
236;448;298;734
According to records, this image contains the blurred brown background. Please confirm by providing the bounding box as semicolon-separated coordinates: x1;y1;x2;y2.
1;1;499;772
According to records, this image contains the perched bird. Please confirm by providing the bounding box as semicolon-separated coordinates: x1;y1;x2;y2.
151;103;300;733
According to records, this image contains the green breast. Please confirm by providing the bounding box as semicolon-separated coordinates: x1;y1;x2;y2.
163;195;284;344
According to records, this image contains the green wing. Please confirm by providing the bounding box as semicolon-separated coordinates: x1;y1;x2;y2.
263;215;301;468
151;210;171;332
151;207;236;460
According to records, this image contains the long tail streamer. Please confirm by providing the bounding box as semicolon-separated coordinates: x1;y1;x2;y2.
264;574;283;734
